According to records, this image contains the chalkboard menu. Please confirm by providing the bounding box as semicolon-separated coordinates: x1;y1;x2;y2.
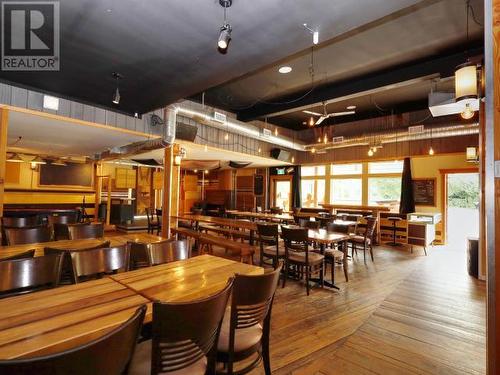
254;174;264;196
40;162;93;187
413;178;436;206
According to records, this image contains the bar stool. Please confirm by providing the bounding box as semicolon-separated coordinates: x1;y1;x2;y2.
387;216;402;246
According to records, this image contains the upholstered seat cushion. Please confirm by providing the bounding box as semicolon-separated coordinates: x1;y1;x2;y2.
288;251;324;264
349;235;370;244
262;245;285;257
218;309;263;353
324;248;344;259
129;339;207;375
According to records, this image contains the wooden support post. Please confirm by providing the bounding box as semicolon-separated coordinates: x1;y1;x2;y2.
93;163;102;222
162;146;174;238
106;176;111;226
0;108;9;218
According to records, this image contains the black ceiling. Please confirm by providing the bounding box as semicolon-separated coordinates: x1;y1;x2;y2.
0;0;427;116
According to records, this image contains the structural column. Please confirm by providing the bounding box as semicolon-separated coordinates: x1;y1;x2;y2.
161;144;180;238
0;108;9;218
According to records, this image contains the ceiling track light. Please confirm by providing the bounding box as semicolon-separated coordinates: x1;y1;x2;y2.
217;0;232;53
303;23;319;45
111;72;123;104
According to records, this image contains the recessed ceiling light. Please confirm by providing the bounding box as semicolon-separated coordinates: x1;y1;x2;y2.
346;105;356;110
278;66;292;74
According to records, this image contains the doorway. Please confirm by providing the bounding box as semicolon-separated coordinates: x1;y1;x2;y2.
445;172;480;250
271;176;292;211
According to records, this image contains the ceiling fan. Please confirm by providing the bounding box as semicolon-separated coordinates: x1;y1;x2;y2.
303;102;355;125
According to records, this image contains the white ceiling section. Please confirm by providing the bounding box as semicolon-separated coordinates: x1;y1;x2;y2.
134;141;289;168
5;108;159;158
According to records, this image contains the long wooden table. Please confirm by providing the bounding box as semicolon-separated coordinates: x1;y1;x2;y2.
226;210;295;222
0;254;262;359
0;233;163;260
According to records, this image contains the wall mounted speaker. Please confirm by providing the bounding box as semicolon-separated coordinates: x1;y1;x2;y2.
270;148;290;162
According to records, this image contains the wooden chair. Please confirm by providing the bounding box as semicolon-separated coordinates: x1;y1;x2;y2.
129;239;189;268
0;249;36;261
50;215;78;240
281;226;324;296
0;305;147;375
303;220;320;230
348;217;377;262
0;254;63;298
67;223;104;240
44;241;111;285
216;265;282;375
4;226;52;245
269;207;283;215
326;222;349;234
48;213;78;226
145;208;160;235
1;216;39;245
257;223;284;269
68;245;130;283
129;280;233;375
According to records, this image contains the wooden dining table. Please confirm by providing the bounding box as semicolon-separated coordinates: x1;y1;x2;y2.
0;233;164;260
0;254;262;359
225;210;295;223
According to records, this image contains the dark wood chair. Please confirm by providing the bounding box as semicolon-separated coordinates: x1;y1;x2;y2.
303;220;320;230
326;222;349;234
4;226;52;245
348;217;377;262
0;305;147;375
0;249;36;261
68;245;130;283
50;215;78;240
281;226;324;296
147;240;190;266
44;241;111;285
0;254;63;298
145;208;160;235
257;223;284;269
1;215;39;228
216;265;282;375
48;213;78;226
129;279;233;375
67;223;104;240
269;207;283;215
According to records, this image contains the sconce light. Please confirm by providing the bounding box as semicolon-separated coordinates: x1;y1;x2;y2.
174;155;182;166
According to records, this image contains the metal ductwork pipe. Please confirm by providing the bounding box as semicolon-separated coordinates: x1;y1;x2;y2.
307;123;479;151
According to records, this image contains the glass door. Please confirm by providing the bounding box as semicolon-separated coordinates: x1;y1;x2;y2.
273;178;292;211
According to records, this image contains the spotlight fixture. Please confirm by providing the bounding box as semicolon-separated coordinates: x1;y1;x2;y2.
303;23;319;45
111;72;123;104
217;0;232;53
461;102;475;120
278;66;292;74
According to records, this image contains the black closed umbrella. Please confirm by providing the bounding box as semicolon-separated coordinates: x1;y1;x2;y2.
399;157;415;214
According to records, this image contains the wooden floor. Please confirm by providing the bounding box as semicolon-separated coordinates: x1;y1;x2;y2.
214;243;486;374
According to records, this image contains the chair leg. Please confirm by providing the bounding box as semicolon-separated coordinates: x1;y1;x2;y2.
262;334;272;375
320;264;324;288
330;259;335;284
282;261;288;288
343;256;349;282
370;245;374;262
363;243;366;263
306;266;310;296
424;246;428;256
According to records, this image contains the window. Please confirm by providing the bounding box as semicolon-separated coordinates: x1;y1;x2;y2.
331;163;362;176
368;161;403;174
331;178;362;205
301;179;325;207
368;177;401;206
301;165;326;176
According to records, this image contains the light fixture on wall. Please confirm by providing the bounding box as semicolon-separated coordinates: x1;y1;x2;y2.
224;133;229;141
291;156;295;163
367;148;374;157
311;147;316;154
258;147;261;153
323;133;328;144
174;155;182;166
111;72;123;104
217;0;232;53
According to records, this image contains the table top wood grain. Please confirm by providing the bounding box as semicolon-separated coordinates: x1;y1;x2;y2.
110;254;263;302
0;233;164;260
0;278;150;359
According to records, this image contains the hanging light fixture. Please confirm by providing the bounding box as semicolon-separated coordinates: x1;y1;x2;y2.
291;156;295;163
111;72;123;104
224;133;229;141
455;0;478;118
309;116;315;127
31;156;46;164
274;127;278;136
311;147;316;154
258;147;261;153
317;136;321;143
323;133;328;144
367;148;374;157
217;0;232;53
428;127;435;155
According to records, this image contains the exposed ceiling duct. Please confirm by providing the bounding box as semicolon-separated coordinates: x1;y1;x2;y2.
306;122;479;151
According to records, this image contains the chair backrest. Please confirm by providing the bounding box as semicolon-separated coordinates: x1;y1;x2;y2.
155;209;162;225
1;216;39;228
191;208;203;215
4;226;52;245
281;226;308;250
0;249;36;261
67;223;104;240
48;214;78;226
227;265;282;349
326;222;348;234
69;246;129;283
304;220;320;230
146;240;190;266
151;279;233;374
365;217;377;240
0;254;63;298
270;207;283;215
145;208;154;225
0;305;147;375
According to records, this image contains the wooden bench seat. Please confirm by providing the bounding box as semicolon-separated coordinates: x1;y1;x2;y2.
171;227;200;239
198;233;255;264
199;224;251;242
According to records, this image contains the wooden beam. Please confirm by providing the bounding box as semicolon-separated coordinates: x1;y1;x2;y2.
106;177;111;225
93;163;102;222
0;108;9;218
